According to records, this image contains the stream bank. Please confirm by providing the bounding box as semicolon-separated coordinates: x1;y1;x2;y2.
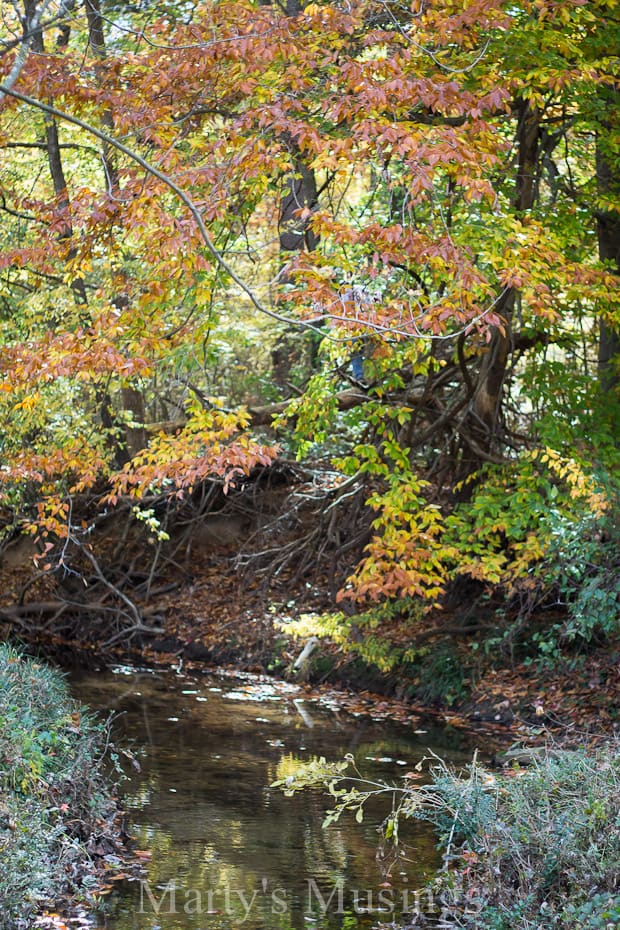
25;550;619;755
1;464;618;753
6;568;620;756
0;646;131;929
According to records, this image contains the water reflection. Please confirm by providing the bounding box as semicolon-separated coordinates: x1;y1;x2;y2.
71;668;474;930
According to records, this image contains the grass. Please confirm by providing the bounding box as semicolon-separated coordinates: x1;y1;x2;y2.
426;747;620;928
0;644;123;927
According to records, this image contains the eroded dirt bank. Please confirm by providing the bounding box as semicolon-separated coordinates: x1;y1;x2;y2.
1;476;618;753
2;552;617;753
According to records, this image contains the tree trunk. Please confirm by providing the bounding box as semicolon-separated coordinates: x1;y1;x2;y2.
23;0;88;305
278;154;319;252
83;0;119;194
467;100;540;458
120;386;148;459
596;143;620;392
83;0;149;457
271;0;320;395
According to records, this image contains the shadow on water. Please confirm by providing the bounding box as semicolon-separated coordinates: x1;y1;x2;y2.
70;667;476;930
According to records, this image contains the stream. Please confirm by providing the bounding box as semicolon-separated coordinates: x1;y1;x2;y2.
70;666;476;930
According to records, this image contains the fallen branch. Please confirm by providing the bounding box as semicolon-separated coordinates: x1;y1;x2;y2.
247;388;369;426
145;388;372;434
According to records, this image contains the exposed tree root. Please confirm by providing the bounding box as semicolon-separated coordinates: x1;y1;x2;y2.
0;461;367;648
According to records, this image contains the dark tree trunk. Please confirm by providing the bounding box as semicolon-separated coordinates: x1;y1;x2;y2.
278;155;319;252
272;0;321;395
23;0;87;304
278;0;317;252
83;0;148;457
466;101;540;461
83;0;119;194
596;143;620;392
120;386;148;459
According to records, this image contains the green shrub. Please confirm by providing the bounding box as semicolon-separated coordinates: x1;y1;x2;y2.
532;498;620;657
428;748;620;928
406;642;471;706
0;645;122;927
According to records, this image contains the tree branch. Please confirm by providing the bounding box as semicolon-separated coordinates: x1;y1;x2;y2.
0;0;56;100
0;84;331;337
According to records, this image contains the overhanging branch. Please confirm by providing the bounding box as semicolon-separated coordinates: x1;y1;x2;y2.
0;84;329;335
0;85;505;349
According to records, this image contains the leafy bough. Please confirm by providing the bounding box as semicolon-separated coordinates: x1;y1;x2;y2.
272;751;471;851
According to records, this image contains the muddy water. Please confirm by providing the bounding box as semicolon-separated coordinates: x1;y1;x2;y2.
71;667;475;930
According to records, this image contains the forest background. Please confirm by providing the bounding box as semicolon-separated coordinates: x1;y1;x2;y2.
0;0;618;692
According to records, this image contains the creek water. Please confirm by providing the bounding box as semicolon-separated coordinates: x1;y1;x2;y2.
70;666;476;930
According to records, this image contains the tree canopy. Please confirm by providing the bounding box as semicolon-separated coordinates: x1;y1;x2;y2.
0;0;618;647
